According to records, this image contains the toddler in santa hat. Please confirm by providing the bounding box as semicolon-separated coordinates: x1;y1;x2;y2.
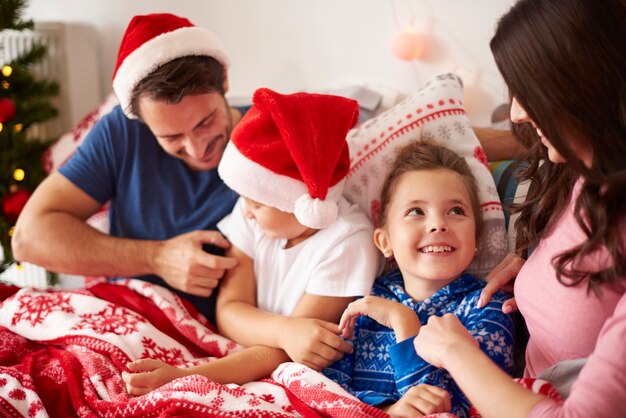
123;88;379;393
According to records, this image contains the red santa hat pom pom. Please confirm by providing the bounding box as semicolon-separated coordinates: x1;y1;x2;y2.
112;13;230;119
218;88;359;229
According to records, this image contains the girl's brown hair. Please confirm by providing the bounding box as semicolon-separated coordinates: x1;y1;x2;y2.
377;141;482;241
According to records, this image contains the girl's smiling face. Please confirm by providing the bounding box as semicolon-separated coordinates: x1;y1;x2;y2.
375;168;477;299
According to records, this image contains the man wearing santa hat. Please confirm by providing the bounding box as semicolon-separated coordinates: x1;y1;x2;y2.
13;13;240;324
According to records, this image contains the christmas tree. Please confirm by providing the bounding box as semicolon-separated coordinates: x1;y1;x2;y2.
0;0;59;272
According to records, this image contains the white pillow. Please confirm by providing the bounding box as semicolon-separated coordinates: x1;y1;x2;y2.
344;73;507;277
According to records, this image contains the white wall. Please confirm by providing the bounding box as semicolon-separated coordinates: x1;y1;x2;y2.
26;0;516;126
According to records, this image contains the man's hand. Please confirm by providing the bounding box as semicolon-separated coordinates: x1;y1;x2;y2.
122;359;187;396
339;296;421;342
278;318;353;371
381;384;452;417
153;230;238;296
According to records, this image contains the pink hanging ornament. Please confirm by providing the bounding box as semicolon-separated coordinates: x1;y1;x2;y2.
391;30;427;61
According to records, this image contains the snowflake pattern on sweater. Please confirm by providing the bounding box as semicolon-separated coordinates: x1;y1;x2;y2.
323;270;515;418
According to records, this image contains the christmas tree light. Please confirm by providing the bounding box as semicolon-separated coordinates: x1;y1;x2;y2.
1;65;12;77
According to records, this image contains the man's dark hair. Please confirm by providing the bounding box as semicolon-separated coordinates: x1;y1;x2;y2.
129;55;225;120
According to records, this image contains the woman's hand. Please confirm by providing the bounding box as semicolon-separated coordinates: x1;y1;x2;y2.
122;359;187;396
478;252;525;313
278;318;353;371
413;313;478;369
339;296;421;342
381;384;451;417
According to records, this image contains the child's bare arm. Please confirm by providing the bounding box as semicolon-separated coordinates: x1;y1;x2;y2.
215;244;286;345
290;293;354;322
185;345;289;384
123;346;290;395
216;246;354;370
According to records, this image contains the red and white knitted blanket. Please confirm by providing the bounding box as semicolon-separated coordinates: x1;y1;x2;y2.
0;280;560;417
0;280;393;417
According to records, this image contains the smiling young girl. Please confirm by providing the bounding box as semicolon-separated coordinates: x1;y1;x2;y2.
323;141;515;418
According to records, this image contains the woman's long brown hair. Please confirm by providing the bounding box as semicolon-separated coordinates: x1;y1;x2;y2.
491;0;626;294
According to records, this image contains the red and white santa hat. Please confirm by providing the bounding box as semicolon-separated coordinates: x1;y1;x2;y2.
112;13;230;119
218;88;359;229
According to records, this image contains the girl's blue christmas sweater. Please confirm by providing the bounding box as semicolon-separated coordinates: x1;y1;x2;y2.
323;269;515;417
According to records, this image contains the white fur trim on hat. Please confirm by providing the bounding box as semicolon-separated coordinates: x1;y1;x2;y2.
112;26;230;119
294;194;340;229
218;141;344;229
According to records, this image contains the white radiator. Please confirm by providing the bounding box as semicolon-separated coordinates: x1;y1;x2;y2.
0;22;69;140
0;261;50;289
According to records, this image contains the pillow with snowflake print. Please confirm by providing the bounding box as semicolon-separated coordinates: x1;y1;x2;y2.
344;73;507;277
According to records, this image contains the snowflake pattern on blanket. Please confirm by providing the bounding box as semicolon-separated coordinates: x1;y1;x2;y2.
0;280;391;417
0;280;560;417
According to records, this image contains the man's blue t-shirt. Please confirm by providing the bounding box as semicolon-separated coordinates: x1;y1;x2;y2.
59;105;238;323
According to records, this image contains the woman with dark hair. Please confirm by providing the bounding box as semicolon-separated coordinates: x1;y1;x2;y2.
411;0;626;416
